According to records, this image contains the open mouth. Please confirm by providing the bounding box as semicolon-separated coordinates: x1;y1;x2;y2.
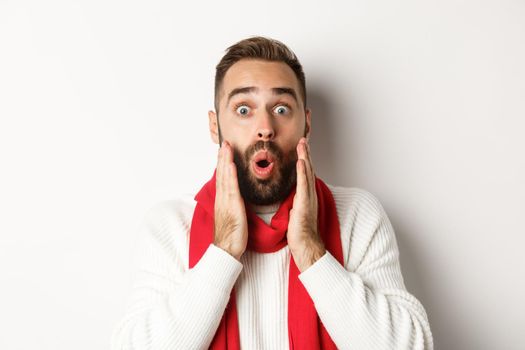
256;159;271;168
252;151;275;179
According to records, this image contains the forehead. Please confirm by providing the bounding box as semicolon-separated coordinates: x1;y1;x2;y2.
220;59;301;102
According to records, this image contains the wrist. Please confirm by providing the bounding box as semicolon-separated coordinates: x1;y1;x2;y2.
214;241;243;261
291;239;326;272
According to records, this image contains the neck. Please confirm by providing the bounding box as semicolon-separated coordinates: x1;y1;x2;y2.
247;201;281;214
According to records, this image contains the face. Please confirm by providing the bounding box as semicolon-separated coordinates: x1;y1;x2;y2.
208;59;311;205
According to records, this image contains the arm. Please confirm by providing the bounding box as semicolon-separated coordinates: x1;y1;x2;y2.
110;201;243;350
298;191;434;350
112;141;249;350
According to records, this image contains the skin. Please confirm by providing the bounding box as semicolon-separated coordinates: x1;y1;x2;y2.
208;59;326;272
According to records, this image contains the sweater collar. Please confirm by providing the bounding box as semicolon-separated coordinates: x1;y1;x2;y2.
247;201;281;215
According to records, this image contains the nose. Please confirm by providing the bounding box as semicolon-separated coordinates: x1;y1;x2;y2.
256;111;275;141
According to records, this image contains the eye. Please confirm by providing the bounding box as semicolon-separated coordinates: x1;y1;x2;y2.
273;105;290;115
235;105;251;116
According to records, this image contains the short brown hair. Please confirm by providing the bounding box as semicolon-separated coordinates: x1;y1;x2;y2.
214;36;307;113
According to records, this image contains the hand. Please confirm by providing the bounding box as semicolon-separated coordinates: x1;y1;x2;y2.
213;140;248;261
287;137;326;272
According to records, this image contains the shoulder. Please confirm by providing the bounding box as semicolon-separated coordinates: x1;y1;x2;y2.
134;193;197;271
325;183;393;270
141;193;197;230
325;183;386;224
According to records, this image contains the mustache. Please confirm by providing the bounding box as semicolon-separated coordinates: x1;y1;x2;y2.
245;141;284;161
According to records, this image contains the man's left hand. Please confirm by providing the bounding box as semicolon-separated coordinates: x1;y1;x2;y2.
287;137;326;272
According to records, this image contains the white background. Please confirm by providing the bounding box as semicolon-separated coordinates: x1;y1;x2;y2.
1;1;524;349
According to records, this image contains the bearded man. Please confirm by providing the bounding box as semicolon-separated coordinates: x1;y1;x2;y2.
111;36;433;350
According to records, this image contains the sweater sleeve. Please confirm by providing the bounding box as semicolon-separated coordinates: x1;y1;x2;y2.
298;189;434;350
110;200;243;350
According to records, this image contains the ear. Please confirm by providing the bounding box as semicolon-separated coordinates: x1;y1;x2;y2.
208;110;220;144
304;108;312;140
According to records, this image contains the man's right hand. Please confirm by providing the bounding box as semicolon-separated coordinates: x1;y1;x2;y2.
213;140;248;261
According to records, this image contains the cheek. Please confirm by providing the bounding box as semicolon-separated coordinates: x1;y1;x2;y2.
231;143;251;161
277;142;299;162
220;130;241;148
231;141;249;155
220;120;249;145
277;124;302;152
284;117;306;137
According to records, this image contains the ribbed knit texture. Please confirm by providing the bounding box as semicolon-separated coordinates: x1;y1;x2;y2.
111;184;433;350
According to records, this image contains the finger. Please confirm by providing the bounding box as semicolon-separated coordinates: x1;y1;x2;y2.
217;140;229;195
223;140;232;164
296;158;307;201
222;141;241;196
222;141;233;194
299;138;316;200
215;142;223;202
297;138;312;195
303;139;316;197
304;139;315;177
228;162;242;195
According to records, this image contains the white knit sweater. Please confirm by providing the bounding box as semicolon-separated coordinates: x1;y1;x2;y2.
110;184;433;350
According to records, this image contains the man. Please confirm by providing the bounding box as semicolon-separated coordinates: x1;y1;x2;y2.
111;36;433;349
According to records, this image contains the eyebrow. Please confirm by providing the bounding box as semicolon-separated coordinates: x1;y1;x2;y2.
226;86;298;105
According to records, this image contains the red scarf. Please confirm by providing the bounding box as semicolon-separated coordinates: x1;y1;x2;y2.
189;169;344;349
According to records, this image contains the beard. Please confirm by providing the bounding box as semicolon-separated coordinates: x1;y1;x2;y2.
231;140;297;206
